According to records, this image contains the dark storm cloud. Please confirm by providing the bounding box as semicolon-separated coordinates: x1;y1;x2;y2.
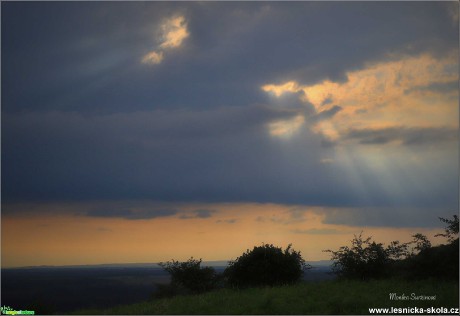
2;2;458;228
2;2;457;114
4;103;456;216
343;126;458;146
2;106;343;205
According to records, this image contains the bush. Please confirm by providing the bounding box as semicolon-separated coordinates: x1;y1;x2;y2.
325;215;460;281
403;239;459;280
403;216;459;280
158;257;218;294
224;244;310;288
325;233;390;280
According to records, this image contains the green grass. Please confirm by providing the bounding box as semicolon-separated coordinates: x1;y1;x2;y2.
73;279;459;315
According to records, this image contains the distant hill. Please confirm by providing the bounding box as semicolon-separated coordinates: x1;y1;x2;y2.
306;260;334;267
7;260;333;270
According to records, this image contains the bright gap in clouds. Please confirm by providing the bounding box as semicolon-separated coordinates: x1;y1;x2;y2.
268;115;305;138
141;15;189;66
262;81;299;97
159;16;189;49
141;51;163;65
262;53;458;141
261;52;458;212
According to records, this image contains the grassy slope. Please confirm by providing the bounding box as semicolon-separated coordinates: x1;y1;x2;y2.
74;279;459;315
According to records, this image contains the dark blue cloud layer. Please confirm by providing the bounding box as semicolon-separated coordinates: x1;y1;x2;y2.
3;107;456;211
2;2;457;114
2;2;458;227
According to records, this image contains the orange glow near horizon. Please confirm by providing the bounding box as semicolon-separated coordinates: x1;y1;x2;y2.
1;202;445;268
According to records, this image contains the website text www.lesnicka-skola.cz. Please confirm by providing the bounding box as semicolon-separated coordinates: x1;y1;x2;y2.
369;306;459;314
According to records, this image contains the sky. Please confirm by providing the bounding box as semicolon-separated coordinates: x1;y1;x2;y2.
1;1;459;268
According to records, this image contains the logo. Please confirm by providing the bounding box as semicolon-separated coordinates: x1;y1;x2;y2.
1;306;35;315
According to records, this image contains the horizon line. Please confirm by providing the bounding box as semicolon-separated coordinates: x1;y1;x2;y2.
1;259;334;270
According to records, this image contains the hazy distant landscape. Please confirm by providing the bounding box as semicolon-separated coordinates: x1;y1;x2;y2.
2;266;166;313
1;262;334;314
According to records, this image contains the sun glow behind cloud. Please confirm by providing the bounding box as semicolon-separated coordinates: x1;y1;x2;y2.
141;15;189;66
262;53;458;142
141;51;163;65
260;52;458;205
262;81;300;97
268;115;305;137
159;16;189;49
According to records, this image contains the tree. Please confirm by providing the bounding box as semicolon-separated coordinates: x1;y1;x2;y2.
410;233;431;254
435;215;459;243
403;215;459;280
324;232;390;280
158;257;218;294
326;216;460;281
405;240;459;280
386;240;410;260
224;244;310;288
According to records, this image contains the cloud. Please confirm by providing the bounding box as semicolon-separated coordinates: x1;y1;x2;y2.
255;208;309;225
404;80;458;95
354;108;367;114
141;51;163;65
159;16;189;49
179;209;216;219
142;15;189;66
216;219;238;224
3;106;338;206
86;206;216;221
343;126;458;146
268;114;305;138
3;100;457;220
2;2;458;227
446;1;459;25
310;105;343;122
4;2;457;115
86;208;179;220
262;53;458;143
320;95;334;106
316;206;452;228
262;81;299;97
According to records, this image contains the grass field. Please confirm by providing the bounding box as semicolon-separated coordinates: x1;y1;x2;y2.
74;278;459;314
